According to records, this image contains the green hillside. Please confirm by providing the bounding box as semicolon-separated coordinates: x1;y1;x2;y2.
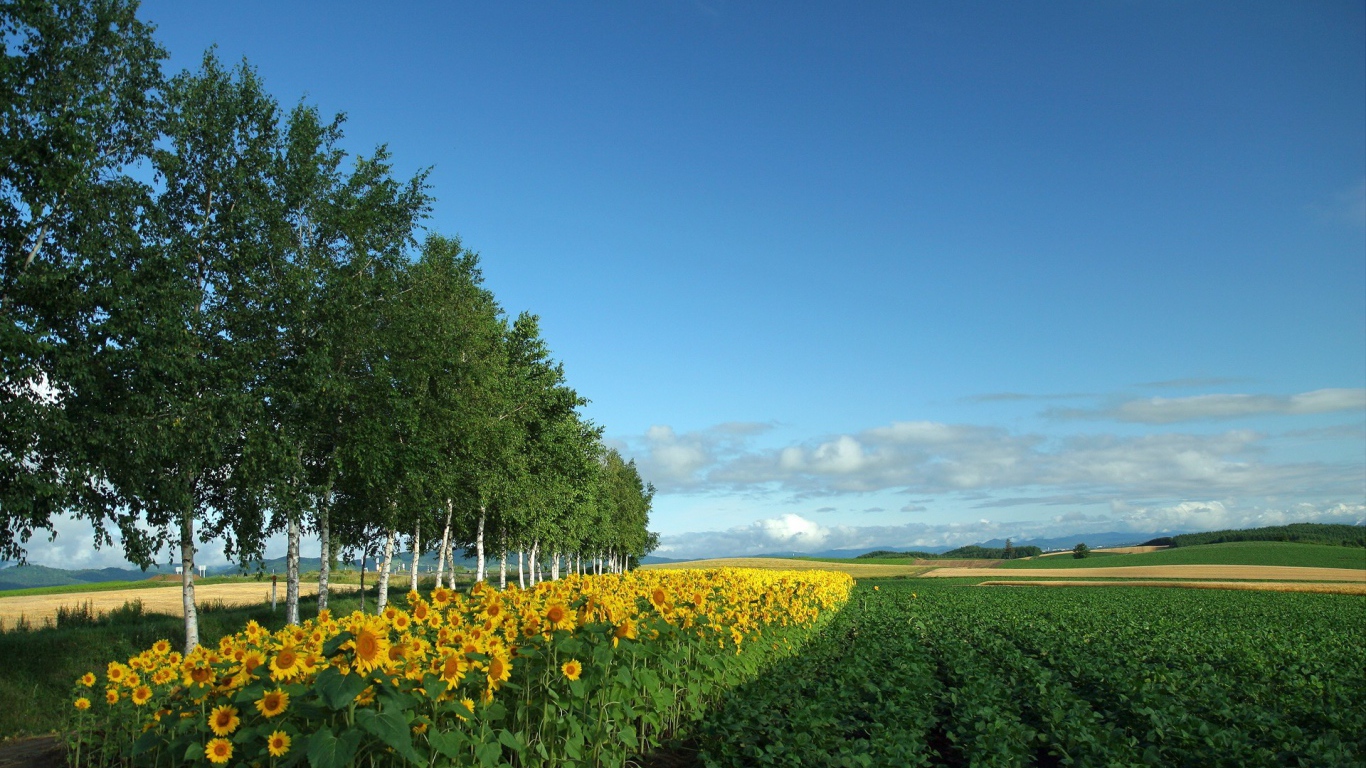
1142;522;1364;548
0;564;167;592
998;541;1366;570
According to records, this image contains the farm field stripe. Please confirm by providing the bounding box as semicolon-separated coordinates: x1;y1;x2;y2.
0;583;361;627
922;564;1366;581
976;579;1366;594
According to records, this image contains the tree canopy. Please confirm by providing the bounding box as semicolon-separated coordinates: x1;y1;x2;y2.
0;0;657;649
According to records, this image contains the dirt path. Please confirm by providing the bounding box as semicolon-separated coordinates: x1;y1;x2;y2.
922;565;1366;581
976;580;1366;595
0;582;356;628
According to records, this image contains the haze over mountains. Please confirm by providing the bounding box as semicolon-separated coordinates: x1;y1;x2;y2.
0;530;1159;589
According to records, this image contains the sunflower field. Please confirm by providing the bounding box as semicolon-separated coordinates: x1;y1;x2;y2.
66;568;852;768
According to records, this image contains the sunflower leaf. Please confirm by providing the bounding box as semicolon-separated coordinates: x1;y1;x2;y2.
322;631;353;657
357;707;423;765
313;666;366;711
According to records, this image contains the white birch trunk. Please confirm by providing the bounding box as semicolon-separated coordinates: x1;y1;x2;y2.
435;500;452;589
499;551;507;590
551;550;560;581
376;529;395;614
180;509;199;652
518;550;525;589
285;518;301;625
317;498;331;612
358;551;366;613
475;507;486;583
530;540;539;585
409;523;420;593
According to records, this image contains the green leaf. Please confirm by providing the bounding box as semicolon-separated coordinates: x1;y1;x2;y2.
475;740;502;767
314;666;367;710
357;707;423;765
497;728;525;754
429;729;464;760
322;631;354;657
131;728;162;756
306;728;362;768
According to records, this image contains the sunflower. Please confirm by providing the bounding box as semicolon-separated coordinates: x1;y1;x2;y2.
457;697;476;722
208;704;240;736
485;650;512;691
613;619;638;648
79;672;96;688
205;738;233;765
350;625;390;676
393;612;411;632
152;639;171;655
130;685;153;706
73;698;91;711
561;658;583;681
105;689;118;705
544;603;575;633
241;649;266;675
269;646;302;681
266;730;291;757
255;689;289;718
105;663;126;684
432;587;452;608
438;653;467;685
184;663;214;687
649;587;667;609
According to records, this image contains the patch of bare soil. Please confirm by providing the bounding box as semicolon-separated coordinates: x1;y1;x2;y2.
0;582;356;628
975;580;1366;595
920;565;1366;581
0;736;63;768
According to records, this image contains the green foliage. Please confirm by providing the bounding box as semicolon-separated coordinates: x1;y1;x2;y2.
1146;523;1366;549
855;544;1043;561
696;580;1366;766
1072;543;1089;559
0;0;164;563
999;541;1366;570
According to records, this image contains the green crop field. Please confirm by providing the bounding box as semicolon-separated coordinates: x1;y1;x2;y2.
999;541;1366;570
688;579;1366;767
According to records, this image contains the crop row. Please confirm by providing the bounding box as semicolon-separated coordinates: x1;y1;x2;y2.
68;568;852;768
696;580;1366;767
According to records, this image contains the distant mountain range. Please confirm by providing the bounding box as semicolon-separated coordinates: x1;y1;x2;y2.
9;525;1356;589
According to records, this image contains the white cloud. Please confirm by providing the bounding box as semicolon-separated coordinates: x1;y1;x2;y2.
630;422;774;491
653;501;1366;559
1052;388;1366;424
622;413;1362;504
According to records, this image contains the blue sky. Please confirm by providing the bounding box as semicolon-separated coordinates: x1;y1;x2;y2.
30;1;1366;566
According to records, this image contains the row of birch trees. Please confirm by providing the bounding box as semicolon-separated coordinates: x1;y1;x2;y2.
0;0;656;651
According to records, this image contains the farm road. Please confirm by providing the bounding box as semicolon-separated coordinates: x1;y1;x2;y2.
924;564;1366;581
0;582;356;628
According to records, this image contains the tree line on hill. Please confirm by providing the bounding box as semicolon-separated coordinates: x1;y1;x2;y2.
1141;523;1365;549
1;0;656;651
857;541;1043;560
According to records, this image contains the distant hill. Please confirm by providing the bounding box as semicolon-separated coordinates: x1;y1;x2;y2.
999;541;1365;570
1141;523;1364;549
0;563;175;592
974;532;1155;552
